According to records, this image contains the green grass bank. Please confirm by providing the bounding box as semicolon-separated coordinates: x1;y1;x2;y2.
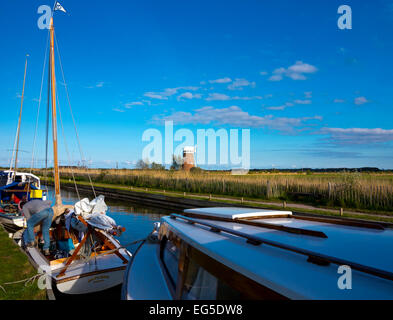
0;226;46;300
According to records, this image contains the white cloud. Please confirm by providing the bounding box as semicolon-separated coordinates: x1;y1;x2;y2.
177;92;202;101
86;82;105;89
144;86;200;100
320;127;393;145
233;96;263;100
293;99;312;105
268;74;283;82
266;106;286;111
287;73;307;80
266;102;294;111
260;71;268;76
181;86;200;91
304;92;312;98
125;102;144;108
144;92;168;100
206;93;232;101
206;93;262;101
288;62;317;74
334;99;345;103
112;108;125;113
269;61;318;81
266;98;311;111
209;77;232;84
227;78;256;90
354;96;369;105
155;106;322;133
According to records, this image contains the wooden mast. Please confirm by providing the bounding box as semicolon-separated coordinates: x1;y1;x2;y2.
14;54;29;172
50;17;62;205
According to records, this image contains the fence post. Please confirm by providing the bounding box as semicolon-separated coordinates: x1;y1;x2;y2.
209;194;212;201
241;197;244;204
340;208;343;216
283;201;286;208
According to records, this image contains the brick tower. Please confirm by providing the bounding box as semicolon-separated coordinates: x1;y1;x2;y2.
182;146;196;171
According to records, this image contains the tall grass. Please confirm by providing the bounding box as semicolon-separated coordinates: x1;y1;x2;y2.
34;168;393;212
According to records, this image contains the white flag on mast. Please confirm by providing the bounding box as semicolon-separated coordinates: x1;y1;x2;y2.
54;2;67;13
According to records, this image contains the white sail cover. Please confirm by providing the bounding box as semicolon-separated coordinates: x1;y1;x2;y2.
87;213;117;232
74;195;108;218
74;195;117;231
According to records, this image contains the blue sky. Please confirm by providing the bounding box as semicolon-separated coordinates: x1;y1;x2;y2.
1;0;393;169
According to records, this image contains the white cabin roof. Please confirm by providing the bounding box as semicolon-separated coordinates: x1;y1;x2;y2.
162;207;393;299
184;207;292;219
4;170;40;181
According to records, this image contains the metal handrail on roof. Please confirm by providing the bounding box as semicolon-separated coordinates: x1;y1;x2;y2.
170;214;393;282
182;212;327;238
292;212;387;230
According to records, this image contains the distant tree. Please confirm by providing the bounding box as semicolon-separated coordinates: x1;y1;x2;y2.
135;159;149;170
170;155;183;171
150;162;165;170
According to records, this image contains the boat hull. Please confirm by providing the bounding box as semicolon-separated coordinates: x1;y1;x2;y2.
25;233;131;296
55;265;126;295
0;213;25;233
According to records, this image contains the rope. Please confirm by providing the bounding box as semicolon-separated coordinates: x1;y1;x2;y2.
90;233;98;267
56;86;81;201
76;237;146;265
0;274;42;294
44;37;51;187
8;56;31;173
29;30;50;175
8;121;18;173
54;31;96;198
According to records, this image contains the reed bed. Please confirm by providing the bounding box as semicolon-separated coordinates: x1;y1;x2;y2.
34;168;393;212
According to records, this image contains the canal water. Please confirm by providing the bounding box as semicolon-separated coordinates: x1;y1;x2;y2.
47;186;175;253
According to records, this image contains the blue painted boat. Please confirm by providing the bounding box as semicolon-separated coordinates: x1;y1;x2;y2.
0;170;47;232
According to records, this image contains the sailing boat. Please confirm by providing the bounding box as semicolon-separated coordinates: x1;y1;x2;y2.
24;9;131;295
0;56;47;233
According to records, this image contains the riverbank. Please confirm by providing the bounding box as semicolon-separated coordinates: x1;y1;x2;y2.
47;179;393;224
0;225;46;300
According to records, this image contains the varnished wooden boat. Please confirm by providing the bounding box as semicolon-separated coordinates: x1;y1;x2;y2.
23;6;131;295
